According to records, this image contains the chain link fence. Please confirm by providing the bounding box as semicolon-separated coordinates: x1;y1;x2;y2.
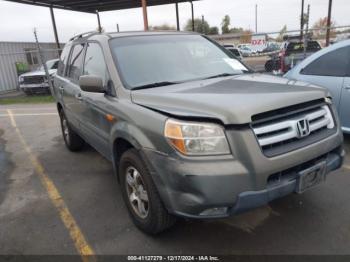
0;43;60;94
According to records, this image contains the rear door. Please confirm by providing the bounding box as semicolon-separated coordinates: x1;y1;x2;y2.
54;44;71;103
63;43;86;129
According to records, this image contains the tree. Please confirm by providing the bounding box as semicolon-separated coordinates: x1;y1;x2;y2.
149;24;176;31
276;25;287;41
221;15;231;34
208;26;219;35
184;18;210;34
312;17;336;38
230;27;244;34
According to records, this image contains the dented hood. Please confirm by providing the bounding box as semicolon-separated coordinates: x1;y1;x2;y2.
131;74;328;125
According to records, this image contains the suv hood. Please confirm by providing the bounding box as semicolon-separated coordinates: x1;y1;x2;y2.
131;74;328;125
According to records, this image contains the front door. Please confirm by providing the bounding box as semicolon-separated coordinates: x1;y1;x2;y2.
79;42;114;159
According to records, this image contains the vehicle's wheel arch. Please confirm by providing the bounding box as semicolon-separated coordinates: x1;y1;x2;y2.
110;123;156;182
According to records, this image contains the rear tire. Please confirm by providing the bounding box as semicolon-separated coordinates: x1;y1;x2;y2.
59;110;85;152
119;148;176;234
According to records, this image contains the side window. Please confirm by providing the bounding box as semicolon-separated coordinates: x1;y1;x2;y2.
83;42;109;85
302;47;350;77
57;45;70;76
67;44;85;82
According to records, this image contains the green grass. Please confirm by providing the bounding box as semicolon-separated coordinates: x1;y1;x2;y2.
0;95;55;105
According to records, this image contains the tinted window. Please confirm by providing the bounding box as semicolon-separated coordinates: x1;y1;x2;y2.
83;43;109;85
57;45;71;76
68;44;85;81
302;46;350;77
286;41;321;54
110;35;249;89
51;61;59;69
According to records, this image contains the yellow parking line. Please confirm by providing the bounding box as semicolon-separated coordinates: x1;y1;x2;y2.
7;109;95;262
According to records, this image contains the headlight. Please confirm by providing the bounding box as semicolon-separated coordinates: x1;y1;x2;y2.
18;76;24;83
164;119;230;156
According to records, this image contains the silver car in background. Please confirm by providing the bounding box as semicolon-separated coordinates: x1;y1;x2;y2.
285;39;350;133
18;58;59;95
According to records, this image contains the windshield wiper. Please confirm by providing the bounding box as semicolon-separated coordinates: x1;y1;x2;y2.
203;73;237;80
132;81;179;90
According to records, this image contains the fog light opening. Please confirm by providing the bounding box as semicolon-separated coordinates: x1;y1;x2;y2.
199;207;228;216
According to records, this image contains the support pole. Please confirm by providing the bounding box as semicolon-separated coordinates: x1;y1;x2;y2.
300;0;304;41
326;0;333;46
142;0;149;31
49;6;60;55
190;1;195;32
96;11;102;32
175;2;180;31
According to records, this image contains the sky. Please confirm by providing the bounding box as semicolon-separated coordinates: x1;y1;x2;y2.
0;0;349;43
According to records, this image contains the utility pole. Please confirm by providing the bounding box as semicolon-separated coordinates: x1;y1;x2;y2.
201;15;205;34
255;4;258;33
33;28;53;93
190;1;195;32
326;0;333;46
303;4;310;59
116;23;120;32
300;0;304;41
175;2;180;31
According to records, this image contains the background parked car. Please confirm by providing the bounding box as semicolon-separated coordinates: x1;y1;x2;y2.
265;40;321;72
284;39;350;133
18;58;59;95
239;46;256;57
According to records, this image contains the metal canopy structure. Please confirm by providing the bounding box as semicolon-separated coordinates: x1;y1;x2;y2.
5;0;198;52
5;0;197;13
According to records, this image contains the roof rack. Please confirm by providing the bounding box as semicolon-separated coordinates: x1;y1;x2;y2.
69;31;99;41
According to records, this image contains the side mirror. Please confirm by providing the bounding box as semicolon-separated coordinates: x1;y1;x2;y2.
79;75;104;93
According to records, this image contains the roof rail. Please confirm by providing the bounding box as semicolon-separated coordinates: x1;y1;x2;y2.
69;31;99;41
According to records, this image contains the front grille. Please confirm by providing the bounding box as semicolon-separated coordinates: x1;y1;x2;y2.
23;75;45;84
251;100;336;157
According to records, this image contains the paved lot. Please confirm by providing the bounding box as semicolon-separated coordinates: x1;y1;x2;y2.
1;103;350;256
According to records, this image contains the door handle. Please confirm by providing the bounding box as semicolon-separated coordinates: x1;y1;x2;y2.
75;93;83;101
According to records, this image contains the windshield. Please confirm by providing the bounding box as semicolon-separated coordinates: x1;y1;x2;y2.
39;60;58;71
110;34;249;90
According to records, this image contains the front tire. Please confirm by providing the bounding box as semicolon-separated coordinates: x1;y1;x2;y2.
59;110;85;152
119;148;176;234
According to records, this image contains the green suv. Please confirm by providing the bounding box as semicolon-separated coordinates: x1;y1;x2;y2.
53;31;344;234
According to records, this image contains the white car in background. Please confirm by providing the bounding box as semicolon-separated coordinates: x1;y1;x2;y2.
18;59;59;95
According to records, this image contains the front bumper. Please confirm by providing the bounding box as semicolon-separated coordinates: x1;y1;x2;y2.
142;126;344;219
20;83;50;93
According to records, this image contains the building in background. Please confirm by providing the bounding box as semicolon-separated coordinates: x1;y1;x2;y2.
0;41;60;93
